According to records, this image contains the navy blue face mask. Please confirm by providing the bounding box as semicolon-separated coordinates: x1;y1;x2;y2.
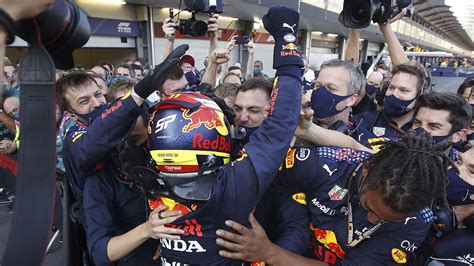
77;103;108;125
413;127;450;144
12;113;20;121
446;168;474;206
468;132;474;141
383;94;415;119
185;71;198;86
365;84;377;95
311;86;352;119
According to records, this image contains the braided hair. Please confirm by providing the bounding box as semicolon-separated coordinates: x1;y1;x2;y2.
362;131;454;213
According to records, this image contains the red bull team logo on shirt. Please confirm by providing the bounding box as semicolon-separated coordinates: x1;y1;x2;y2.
310;224;346;264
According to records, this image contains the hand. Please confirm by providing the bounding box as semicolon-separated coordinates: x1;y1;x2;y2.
454;204;474;228
245;39;255;55
226;37;237;52
0;0;53;21
133;44;189;99
262;6;300;37
162;18;177;40
144;205;184;240
295;91;314;137
0;139;16;154
388;7;408;24
209;48;230;65
207;14;219;37
216;213;273;262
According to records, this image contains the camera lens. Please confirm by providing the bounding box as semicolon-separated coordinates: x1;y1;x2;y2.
190;20;208;36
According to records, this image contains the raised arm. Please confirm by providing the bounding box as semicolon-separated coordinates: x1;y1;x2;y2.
245;39;255;80
379;22;408;65
207;14;219;56
162;18;177;60
295;93;374;153
201;48;230;87
344;28;361;64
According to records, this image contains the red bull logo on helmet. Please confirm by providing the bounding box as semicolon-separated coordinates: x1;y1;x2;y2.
192;133;231;152
181;108;229;136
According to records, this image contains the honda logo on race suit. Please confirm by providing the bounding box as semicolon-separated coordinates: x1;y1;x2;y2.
160;239;207;253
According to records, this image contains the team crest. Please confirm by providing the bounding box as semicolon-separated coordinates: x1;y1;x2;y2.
328;185;348;201
372;127;386;137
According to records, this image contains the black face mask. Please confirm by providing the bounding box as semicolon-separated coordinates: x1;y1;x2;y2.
234;125;259;146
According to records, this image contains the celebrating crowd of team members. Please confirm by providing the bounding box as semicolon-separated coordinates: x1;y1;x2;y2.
1;4;473;266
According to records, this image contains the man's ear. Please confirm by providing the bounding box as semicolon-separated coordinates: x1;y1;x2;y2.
451;129;468;143
346;93;358;107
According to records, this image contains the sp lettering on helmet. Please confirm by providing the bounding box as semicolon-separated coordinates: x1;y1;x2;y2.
155;114;177;133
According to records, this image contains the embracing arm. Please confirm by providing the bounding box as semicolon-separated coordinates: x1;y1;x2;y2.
106;206;184;262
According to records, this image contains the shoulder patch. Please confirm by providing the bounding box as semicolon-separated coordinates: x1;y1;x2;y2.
317;147;370;164
70;130;86;143
292;193;307;205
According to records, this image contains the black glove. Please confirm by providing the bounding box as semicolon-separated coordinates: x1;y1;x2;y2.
262;6;303;80
133;44;189;99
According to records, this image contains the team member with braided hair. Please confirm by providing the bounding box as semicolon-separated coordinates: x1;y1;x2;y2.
216;131;451;265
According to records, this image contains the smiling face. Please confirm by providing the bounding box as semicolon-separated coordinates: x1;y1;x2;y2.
233;88;270;128
64;81;106;115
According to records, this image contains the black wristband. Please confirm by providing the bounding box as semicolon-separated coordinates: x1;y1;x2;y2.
0;9;17;45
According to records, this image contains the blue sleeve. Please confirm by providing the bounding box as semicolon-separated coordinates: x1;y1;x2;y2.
217;75;301;222
336;209;433;265
244;75;302;189
273;148;325;193
272;191;310;254
63;95;142;172
83;174;117;266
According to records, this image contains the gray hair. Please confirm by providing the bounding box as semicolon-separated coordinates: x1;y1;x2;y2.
320;59;365;95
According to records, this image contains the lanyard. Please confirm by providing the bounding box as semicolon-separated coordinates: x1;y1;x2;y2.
345;163;386;248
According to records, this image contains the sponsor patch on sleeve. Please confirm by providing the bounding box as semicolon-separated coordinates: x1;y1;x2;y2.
292;193;307;205
391;248;407;264
285;148;296;168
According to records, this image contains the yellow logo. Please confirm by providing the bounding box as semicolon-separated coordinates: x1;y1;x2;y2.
285;148;296;169
72;132;84;143
292;193;307;205
367;137;386;152
391;248;407;264
236;152;248;162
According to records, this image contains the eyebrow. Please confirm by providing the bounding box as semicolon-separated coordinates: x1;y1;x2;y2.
76;95;91;103
428;122;443;127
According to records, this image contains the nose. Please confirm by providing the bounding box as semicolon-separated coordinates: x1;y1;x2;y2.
90;96;102;109
239;110;250;124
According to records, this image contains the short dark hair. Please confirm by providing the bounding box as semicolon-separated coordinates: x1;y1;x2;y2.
228;66;241;72
392;63;429;94
414;92;472;132
456;79;474;96
214;83;238;99
222;73;241;84
237;78;273;101
363;131;453;213
132;63;143;72
157;65;184;93
117;64;135;78
56;72;99;112
107;79;136;103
